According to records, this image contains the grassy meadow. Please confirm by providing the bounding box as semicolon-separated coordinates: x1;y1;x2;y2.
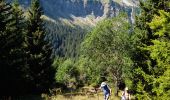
45;93;120;100
41;88;123;100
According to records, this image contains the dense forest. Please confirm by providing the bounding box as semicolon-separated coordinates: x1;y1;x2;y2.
45;20;88;59
0;0;170;100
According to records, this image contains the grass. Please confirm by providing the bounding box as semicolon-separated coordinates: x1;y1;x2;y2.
47;92;120;100
40;86;127;100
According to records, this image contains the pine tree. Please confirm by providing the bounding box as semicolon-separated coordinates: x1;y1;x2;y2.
10;0;29;94
132;0;170;99
0;1;14;65
136;0;170;43
136;0;170;31
25;0;55;92
0;0;25;95
0;0;11;94
147;10;170;99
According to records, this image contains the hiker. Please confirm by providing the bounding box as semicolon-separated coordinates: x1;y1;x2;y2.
99;77;112;100
121;87;130;100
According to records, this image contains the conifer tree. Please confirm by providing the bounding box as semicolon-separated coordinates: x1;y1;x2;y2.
136;0;170;44
0;0;11;94
0;0;25;95
25;0;55;92
0;1;14;65
10;0;29;94
147;10;170;99
136;0;170;31
132;0;170;99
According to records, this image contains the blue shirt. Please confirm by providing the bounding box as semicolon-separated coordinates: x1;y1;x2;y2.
100;82;110;94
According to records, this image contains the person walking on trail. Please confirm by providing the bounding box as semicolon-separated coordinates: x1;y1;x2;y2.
99;77;112;100
121;87;130;100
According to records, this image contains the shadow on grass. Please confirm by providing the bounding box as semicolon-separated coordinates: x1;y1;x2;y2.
20;95;43;100
0;95;43;100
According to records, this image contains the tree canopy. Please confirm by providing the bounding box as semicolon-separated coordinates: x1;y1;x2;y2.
79;13;133;95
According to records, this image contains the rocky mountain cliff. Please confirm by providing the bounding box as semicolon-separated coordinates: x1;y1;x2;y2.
10;0;139;26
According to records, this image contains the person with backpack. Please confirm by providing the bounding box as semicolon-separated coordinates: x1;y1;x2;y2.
98;77;112;100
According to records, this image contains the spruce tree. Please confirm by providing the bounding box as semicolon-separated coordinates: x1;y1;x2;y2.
147;10;170;99
0;0;11;95
136;0;170;44
132;0;170;99
10;0;28;94
25;0;54;92
0;0;25;95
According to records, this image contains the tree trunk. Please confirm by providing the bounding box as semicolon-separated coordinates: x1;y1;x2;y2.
114;80;119;96
112;74;119;96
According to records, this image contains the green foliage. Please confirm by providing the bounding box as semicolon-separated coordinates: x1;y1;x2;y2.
45;20;88;59
55;59;72;83
136;0;170;46
79;13;133;95
132;0;170;99
132;4;170;100
0;1;16;65
11;0;26;66
77;55;100;85
0;0;26;94
147;10;170;99
55;59;79;87
24;0;55;92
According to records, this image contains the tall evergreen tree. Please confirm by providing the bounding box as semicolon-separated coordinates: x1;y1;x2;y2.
131;0;170;99
25;0;55;92
147;10;170;99
0;0;14;67
9;0;28;94
0;0;12;95
0;0;25;95
0;0;16;94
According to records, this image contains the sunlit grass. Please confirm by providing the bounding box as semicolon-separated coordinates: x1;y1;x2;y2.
41;87;135;100
48;93;120;100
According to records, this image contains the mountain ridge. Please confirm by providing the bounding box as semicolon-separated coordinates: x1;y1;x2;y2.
9;0;139;26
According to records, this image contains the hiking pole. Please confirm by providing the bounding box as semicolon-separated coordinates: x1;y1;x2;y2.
97;91;99;100
97;90;99;100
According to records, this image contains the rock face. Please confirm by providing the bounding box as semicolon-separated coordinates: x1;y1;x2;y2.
42;0;119;18
43;0;138;18
13;0;139;25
